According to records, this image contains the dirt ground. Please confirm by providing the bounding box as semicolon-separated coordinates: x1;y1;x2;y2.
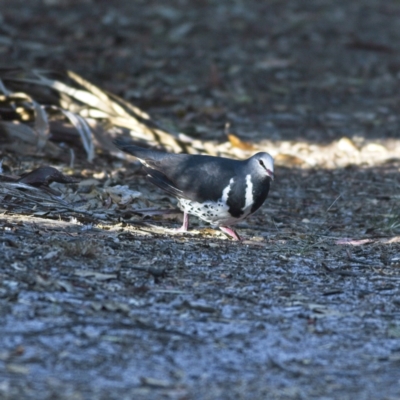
1;0;400;399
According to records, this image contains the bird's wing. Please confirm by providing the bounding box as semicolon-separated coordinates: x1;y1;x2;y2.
142;166;185;199
113;139;240;202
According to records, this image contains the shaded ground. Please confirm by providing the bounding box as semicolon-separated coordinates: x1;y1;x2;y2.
1;0;400;399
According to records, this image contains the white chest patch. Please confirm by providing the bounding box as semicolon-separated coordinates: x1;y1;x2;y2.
242;174;254;214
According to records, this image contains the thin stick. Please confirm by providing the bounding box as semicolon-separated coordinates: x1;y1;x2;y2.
327;194;342;212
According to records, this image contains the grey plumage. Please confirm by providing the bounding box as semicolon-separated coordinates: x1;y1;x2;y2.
114;139;274;240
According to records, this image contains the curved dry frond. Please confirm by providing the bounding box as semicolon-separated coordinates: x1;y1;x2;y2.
0;68;217;159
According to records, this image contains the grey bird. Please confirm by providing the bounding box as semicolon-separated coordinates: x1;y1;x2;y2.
114;139;274;240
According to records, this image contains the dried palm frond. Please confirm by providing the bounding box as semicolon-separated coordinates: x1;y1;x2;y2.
0;166;81;215
0;79;58;156
0;180;73;214
0;68;217;162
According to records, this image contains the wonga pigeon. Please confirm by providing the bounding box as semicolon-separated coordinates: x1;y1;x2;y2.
113;139;274;240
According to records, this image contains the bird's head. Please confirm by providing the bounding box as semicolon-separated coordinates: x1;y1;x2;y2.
250;153;274;181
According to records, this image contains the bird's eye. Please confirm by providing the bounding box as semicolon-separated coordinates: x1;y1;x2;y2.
259;160;265;167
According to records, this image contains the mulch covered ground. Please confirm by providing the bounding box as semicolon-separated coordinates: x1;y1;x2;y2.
1;1;400;399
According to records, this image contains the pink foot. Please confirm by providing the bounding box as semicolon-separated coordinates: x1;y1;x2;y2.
173;212;189;233
219;226;241;241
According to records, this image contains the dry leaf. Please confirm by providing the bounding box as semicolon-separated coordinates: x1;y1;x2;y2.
18;166;79;187
74;270;117;280
33;102;50;150
104;185;141;205
274;153;305;166
337;137;358;153
227;133;255;150
43;250;58;260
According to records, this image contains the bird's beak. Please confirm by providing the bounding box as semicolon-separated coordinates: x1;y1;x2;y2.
267;169;274;181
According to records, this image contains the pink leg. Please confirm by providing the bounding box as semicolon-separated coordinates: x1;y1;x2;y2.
219;226;241;241
174;212;189;232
